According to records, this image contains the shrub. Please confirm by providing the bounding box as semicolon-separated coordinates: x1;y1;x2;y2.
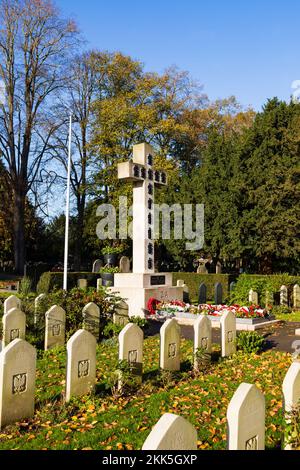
172;273;235;303
271;305;292;316
284;404;300;450
129;317;149;329
194;347;211;372
37;272;100;294
236;331;265;354
19;276;32;295
103;322;123;338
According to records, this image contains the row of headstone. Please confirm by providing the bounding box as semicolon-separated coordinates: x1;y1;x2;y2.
0;329;97;428
249;284;300;308
198;282;223;305
142;361;300;450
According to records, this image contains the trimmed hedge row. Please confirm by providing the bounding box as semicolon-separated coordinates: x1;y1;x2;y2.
37;272;100;294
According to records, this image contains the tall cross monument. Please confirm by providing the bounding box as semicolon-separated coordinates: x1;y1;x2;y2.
118;143;167;274
111;143;183;318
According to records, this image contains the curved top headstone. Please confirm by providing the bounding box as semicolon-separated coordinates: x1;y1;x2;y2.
142;413;197;450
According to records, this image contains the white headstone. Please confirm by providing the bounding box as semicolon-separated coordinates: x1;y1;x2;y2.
82;302;100;339
194;315;212;370
0;339;36;429
4;295;21;315
296;329;300;336
282;362;300;413
220;311;236;358
66;329;97;403
160;319;181;371
280;285;288;306
227;383;265;450
142;413;197;450
249;289;259;305
119;323;143;378
77;279;88;289
34;293;46;326
97;278;103;291
44;305;66;350
119;256;131;273
293;284;300;309
2;308;26;348
113;300;129;326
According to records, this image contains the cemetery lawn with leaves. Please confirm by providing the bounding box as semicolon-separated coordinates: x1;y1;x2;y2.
0;337;291;451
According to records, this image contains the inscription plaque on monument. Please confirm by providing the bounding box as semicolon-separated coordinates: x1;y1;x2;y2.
151;276;166;286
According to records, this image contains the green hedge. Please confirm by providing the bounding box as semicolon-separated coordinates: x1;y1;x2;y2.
172;273;236;302
37;272;100;294
230;274;300;306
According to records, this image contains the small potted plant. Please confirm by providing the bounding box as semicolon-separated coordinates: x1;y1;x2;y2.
101;245;124;266
100;266;120;287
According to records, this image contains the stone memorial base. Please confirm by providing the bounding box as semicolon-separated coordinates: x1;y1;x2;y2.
173;314;280;331
110;273;183;318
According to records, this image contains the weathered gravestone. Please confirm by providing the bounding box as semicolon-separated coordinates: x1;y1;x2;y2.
0;339;36;429
280;285;288;306
45;306;66;350
216;261;222;274
142;413;197;450
2;308;26;348
293;284;300;309
119;256;131;273
97;278;103;291
34;293;46;326
198;283;207;304
220;311;236;358
177;280;189;303
160;319;181;371
92;259;103;273
4;295;21;315
193;315;212;370
282;362;300;413
66;329;97;403
265;290;274;308
77;279;88;290
214;282;223;305
227;383;265;450
119;323;143;379
249;289;259;305
82;302;100;340
113;300;129;326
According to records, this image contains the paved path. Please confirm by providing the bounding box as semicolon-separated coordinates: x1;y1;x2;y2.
147;320;300;354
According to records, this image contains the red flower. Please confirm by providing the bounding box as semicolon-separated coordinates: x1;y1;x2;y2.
147;297;160;315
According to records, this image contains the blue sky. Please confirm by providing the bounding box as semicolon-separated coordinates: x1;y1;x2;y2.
58;0;300;110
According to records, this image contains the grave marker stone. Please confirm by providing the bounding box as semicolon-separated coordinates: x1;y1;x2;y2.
198;283;207;304
227;383;265;450
216;261;222;274
220;311;236;358
280;285;288;306
113;300;129;326
66;329;97;403
4;295;21;315
160;319;181;371
0;339;36;429
142;413;197;450
282;362;300;413
293;284;300;309
2;308;26;348
249;289;259;305
34;294;46;326
194;315;212;370
119;256;131;273
97;278;103;291
119;323;143;379
77;279;88;290
45;306;66;350
82;302;100;340
215;283;223;305
92;259;103;273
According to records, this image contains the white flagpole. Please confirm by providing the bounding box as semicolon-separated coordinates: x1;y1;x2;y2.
63;114;72;291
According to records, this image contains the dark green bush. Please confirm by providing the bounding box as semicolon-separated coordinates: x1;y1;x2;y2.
37;272;100;294
172;273;235;303
236;331;265;354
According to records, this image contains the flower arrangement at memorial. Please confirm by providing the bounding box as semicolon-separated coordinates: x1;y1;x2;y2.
149;299;270;319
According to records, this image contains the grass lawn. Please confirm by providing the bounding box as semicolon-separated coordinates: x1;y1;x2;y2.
274;311;300;322
0;336;292;451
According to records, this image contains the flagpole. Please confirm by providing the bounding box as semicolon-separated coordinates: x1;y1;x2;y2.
63;114;72;291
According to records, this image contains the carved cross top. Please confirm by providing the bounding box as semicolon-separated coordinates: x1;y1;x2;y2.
117;143;168;274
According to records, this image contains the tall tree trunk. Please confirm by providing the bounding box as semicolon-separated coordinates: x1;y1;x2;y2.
13;186;26;274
